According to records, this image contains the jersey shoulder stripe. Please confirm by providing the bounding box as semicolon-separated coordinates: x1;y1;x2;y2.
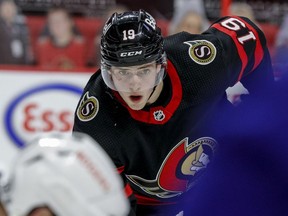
211;16;265;81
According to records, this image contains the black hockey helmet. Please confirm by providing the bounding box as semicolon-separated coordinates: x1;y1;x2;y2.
100;9;166;67
100;9;167;91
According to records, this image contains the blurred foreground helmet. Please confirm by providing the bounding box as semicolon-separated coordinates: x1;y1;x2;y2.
101;9;167;91
4;132;129;216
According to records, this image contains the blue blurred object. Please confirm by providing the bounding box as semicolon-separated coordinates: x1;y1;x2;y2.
166;77;288;216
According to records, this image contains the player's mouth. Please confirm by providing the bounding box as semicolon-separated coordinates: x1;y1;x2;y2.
129;95;143;102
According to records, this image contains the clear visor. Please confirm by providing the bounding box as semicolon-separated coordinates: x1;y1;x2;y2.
101;60;166;93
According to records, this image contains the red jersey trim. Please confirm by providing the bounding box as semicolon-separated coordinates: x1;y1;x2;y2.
212;23;248;82
113;60;182;124
116;166;133;197
212;16;265;80
236;17;264;71
117;165;125;174
124;183;134;197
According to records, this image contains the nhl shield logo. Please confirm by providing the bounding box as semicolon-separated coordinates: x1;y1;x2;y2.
184;40;217;65
153;110;165;121
76;92;99;122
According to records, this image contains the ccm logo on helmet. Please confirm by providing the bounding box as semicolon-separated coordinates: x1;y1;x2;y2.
120;51;143;57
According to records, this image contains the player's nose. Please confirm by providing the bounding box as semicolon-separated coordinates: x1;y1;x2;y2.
128;75;141;90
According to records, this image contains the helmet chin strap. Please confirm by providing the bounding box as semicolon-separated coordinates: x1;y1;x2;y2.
147;80;163;105
147;66;165;103
147;85;157;102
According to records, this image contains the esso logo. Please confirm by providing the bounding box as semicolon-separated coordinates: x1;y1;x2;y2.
5;83;83;148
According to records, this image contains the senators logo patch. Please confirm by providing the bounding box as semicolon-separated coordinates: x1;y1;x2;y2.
126;137;217;199
77;92;99;122
184;40;217;65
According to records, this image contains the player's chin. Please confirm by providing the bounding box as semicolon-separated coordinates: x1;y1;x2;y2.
127;102;146;110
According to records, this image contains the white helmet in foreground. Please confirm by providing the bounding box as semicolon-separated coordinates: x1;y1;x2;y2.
4;132;130;216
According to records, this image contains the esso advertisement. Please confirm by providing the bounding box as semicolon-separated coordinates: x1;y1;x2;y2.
0;70;91;168
5;84;82;148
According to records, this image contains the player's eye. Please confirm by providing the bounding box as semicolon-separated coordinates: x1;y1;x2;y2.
138;69;150;76
118;70;130;76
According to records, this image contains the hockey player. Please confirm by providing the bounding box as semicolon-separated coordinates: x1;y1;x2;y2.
1;133;130;216
73;9;274;215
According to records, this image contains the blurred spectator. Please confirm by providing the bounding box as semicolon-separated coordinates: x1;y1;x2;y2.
87;4;129;67
0;0;33;65
273;14;288;80
36;7;86;70
169;0;210;35
116;0;173;19
228;2;257;24
39;14;82;39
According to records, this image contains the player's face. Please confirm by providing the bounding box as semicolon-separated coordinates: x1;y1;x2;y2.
27;207;54;216
110;62;161;110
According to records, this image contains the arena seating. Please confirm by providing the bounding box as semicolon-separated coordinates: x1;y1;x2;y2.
20;16;280;71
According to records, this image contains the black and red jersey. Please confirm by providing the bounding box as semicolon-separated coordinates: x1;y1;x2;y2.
73;16;273;215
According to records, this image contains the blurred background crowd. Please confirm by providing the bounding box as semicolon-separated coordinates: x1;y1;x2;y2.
0;0;287;79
